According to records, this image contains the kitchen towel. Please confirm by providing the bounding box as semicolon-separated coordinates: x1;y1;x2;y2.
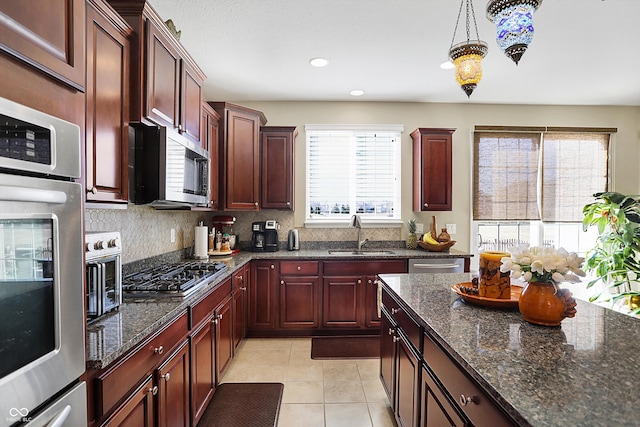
194;225;208;259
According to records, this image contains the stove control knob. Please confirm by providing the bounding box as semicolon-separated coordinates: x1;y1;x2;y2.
94;240;105;250
108;237;120;249
86;242;95;253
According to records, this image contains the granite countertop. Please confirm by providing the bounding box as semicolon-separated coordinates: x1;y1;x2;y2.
87;248;472;370
378;273;640;427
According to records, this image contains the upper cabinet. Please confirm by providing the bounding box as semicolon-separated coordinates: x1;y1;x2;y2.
209;102;267;211
260;126;297;210
411;128;456;211
0;0;86;91
108;0;205;145
85;0;132;203
201;102;221;210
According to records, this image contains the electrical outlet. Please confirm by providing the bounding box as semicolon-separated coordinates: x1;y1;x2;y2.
415;223;424;234
446;223;457;234
170;228;176;243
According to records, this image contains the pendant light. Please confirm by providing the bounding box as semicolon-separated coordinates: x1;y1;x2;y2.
448;0;488;98
486;0;542;65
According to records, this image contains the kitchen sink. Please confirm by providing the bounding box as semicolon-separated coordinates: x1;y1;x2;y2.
328;250;395;256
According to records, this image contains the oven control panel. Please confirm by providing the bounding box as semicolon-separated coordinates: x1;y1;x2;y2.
85;231;121;258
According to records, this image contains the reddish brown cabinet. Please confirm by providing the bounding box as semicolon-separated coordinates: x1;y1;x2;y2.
411;128;456;211
210;102;267;211
85;0;132;203
109;0;205;144
323;260;406;330
100;375;155;427
0;0;85;90
233;265;249;351
279;261;320;328
421;366;466;427
157;340;190;427
260;126;297;210
214;294;234;381
200;102;221;210
190;314;216;425
249;260;279;330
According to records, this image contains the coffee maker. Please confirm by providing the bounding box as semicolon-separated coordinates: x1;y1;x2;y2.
251;220;279;252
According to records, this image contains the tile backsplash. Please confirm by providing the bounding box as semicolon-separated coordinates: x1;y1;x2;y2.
86;205;402;264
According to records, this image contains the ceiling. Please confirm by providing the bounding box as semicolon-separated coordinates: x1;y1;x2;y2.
147;0;640;106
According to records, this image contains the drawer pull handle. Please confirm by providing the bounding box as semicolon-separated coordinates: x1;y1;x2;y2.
388;328;395;335
162;372;171;382
241;287;247;291
459;394;476;406
297;266;301;271
154;346;164;355
392;336;400;343
413;263;460;269
218;314;223;320
391;308;400;315
148;386;158;396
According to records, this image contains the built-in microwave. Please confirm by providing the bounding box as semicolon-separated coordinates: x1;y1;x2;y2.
129;124;210;207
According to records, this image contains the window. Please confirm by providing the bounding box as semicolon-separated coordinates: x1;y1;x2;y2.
473;127;613;258
305;124;402;226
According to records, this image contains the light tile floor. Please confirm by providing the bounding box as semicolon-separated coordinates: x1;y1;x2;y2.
220;337;397;427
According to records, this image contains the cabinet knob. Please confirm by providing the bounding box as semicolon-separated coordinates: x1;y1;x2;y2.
357;279;362;284
391;308;400;315
271;264;275;269
254;201;259;207
178;124;183;131
241;286;247;291
459;394;476;406
286;201;291;206
88;187;98;194
280;280;285;285
153;345;164;355
148;386;158;396
212;318;218;325
162;372;171;382
388;328;395;335
218;313;223;320
368;279;373;284
297;266;301;271
423;203;429;208
392;336;400;343
237;275;243;281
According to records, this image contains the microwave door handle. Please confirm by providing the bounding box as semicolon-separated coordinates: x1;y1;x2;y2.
0;185;67;204
87;264;97;316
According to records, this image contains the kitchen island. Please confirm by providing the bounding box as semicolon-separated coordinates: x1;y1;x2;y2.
379;272;639;427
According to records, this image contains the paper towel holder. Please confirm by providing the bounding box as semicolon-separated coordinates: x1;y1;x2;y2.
193;222;209;259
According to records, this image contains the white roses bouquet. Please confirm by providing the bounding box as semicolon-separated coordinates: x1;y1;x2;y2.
499;246;586;286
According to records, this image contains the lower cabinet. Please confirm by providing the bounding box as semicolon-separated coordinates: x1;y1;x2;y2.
232;264;249;350
421;365;466;427
190;314;216;425
279;261;320;328
249;260;279;330
214;295;234;382
100;375;155;427
157;340;190;427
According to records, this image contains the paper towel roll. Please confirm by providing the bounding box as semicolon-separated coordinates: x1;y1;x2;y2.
194;225;209;259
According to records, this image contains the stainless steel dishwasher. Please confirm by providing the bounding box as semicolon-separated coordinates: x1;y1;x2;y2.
408;258;465;273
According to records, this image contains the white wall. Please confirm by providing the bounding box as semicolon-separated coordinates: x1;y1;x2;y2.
237;101;640;253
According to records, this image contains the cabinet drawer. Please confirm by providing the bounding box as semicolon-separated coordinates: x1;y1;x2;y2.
324;259;406;276
191;277;232;328
423;333;514;427
383;290;422;352
280;261;319;276
96;310;188;418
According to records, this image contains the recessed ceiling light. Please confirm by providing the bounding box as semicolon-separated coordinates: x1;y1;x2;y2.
309;57;329;67
440;60;455;70
350;90;365;97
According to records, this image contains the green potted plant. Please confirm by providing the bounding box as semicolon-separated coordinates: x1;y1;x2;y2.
582;191;640;314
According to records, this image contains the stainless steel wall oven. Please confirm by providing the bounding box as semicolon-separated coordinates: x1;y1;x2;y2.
0;97;86;426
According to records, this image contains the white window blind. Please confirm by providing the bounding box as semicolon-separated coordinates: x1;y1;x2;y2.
306;125;402;224
473;128;611;223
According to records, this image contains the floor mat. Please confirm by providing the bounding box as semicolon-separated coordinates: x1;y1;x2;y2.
311;335;380;359
197;382;284;427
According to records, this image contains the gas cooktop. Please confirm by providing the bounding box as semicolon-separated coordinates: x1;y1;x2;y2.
122;261;228;298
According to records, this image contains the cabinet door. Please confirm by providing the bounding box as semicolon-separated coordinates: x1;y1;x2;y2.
85;0;131;203
380;309;396;405
233;267;248;350
157;340;190;427
0;0;85;90
261;126;296;210
421;366;467;427
202;103;221;209
180;60;203;143
364;276;382;328
225;108;261;210
214;294;234;382
145;18;180;129
249;261;279;330
396;332;421;427
101;375;155;427
190;318;215;426
322;275;362;328
411;128;455;211
280;276;320;328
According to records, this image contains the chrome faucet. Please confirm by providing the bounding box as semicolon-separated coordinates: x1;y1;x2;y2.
349;214;369;250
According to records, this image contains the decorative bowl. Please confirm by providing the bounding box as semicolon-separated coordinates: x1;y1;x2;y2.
418;240;456;252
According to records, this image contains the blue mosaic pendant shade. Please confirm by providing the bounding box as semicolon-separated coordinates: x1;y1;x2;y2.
487;0;542;65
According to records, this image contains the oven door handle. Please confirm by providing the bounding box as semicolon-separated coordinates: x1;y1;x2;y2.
0;185;67;204
45;404;71;427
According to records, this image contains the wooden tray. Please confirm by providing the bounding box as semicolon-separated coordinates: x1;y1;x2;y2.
451;283;522;308
208;249;233;256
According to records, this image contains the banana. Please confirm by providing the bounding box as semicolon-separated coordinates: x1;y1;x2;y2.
423;233;440;245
